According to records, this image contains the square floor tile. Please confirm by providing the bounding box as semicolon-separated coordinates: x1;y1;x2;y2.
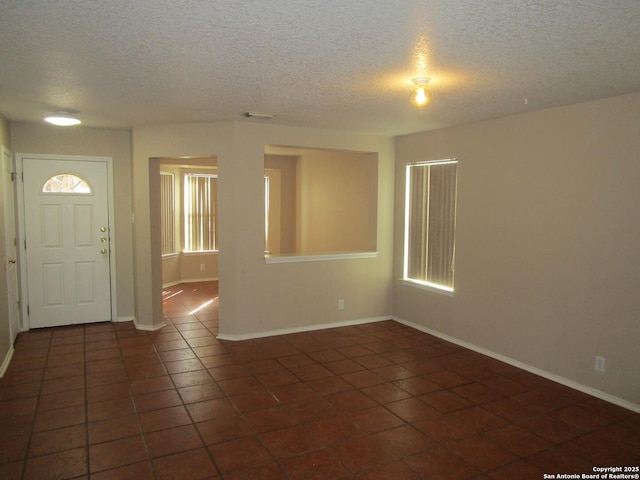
0;433;30;463
88;414;141;445
330;436;394;473
152;448;218;480
208;438;272;474
28;424;86;457
33;404;85;432
260;424;322;458
138;405;192;433
89;435;148;473
144;424;204;458
134;388;183;413
487;424;551;457
349;405;405;434
371;424;436;458
186;397;237;423
279;449;349;480
404;447;479;479
89;460;155;480
305;413;362;446
196;415;253;445
244;405;299;433
23;447;88;480
448;435;518;471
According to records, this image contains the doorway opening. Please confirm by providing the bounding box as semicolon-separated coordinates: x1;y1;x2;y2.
157;157;219;332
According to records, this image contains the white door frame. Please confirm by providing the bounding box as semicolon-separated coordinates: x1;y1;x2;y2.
15;153;119;330
2;146;19;343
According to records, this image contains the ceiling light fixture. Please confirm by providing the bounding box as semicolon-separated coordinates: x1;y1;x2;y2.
44;112;81;126
243;112;276;119
410;77;432;107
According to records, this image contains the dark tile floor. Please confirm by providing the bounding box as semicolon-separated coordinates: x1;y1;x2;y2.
1;281;638;479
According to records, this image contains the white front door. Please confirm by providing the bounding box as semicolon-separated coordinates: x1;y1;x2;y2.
22;157;112;328
2;146;19;342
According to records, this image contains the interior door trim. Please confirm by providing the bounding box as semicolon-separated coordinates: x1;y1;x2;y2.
1;145;19;343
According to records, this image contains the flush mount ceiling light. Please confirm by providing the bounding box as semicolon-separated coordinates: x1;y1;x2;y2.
410;77;432;107
242;112;276;119
44;112;81;126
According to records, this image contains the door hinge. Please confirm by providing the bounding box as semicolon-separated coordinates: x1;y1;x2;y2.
27;304;30;316
11;172;17;182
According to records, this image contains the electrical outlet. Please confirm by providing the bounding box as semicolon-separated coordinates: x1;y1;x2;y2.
595;356;606;373
200;264;205;271
337;299;344;310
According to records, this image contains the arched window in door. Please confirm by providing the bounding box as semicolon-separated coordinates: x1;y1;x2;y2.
42;173;91;194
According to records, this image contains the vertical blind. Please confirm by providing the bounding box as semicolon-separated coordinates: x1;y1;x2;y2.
405;160;458;290
184;173;218;252
160;172;175;255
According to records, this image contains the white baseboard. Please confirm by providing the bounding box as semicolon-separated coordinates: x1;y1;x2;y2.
393;316;640;414
216;316;389;342
115;315;135;323
163;277;218;288
134;318;166;332
0;345;15;378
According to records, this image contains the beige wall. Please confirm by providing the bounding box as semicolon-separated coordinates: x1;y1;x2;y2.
297;150;378;254
225;123;394;337
264;155;297;254
10;123;135;321
0;114;9;146
161;253;219;286
132;123;233;329
393;93;640;406
0;114;11;372
133;121;394;335
161;255;181;286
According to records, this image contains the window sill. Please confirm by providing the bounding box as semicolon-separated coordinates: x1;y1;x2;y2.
162;253;179;259
265;252;378;264
401;278;454;296
182;250;219;256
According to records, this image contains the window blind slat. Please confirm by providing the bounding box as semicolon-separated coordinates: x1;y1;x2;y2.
184;173;218;252
404;161;457;290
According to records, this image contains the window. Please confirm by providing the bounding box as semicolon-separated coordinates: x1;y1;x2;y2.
42;173;91;193
184;173;218;252
160;172;176;255
404;159;458;292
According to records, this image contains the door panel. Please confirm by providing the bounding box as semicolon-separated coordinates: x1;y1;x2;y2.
23;158;111;328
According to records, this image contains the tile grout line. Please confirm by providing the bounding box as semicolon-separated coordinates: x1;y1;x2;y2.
21;329;52;479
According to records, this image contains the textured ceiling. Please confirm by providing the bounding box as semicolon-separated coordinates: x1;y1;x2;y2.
1;0;639;136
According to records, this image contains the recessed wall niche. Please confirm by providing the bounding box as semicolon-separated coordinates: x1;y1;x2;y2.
264;145;378;259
